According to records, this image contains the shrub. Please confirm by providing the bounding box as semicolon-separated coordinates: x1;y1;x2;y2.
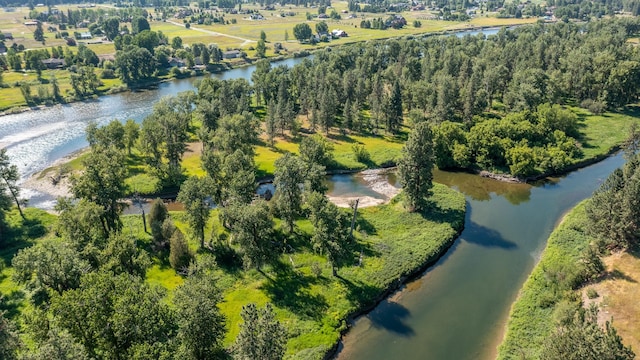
169;228;193;271
586;288;599;299
352;144;371;164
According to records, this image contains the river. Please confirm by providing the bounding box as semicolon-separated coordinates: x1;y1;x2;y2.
1;24;607;360
336;153;626;360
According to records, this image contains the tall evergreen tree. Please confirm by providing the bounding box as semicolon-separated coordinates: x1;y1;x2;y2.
397;122;435;212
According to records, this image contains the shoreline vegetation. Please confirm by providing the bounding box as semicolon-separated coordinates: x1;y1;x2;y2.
498;150;640;360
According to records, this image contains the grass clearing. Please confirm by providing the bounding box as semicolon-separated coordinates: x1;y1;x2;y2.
574;105;640;160
583;249;640;352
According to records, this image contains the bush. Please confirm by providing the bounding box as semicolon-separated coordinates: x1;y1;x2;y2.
169;228;193;271
586;288;599;299
100;68;116;79
580;99;606;115
352;144;371;164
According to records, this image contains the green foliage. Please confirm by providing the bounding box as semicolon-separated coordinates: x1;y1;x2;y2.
222;200;276;270
177;176;214;249
498;202;612;359
351;144;371;164
397;122;435;212
12;239;90;301
306;192;351;275
586;288;599;299
273;154;306;233
70;145;127;234
299;135;334;168
0;149;23;232
0;309;20;360
51;272;175;359
174;264;226;359
169;228;193;271
293;23;312;42
585;155;640;248
540;305;634;360
234;303;287;360
148;198;169;247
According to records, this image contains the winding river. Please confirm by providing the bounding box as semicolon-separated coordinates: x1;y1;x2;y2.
0;25;618;360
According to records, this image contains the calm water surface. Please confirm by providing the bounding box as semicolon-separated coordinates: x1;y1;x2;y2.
336;154;626;360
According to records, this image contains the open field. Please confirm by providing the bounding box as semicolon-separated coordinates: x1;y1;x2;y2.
574;106;640;160
583;249;640;352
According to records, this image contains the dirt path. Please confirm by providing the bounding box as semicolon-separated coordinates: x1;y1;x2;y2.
166;20;255;46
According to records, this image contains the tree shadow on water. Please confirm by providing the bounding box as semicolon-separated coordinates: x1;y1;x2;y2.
335;275;413;336
367;299;415;337
458;206;517;250
260;262;328;320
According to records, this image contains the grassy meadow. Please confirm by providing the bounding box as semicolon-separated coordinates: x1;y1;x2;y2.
0;184;466;359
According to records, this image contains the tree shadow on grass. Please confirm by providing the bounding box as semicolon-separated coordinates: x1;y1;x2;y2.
0;289;26;319
260;261;328;321
0;217;47;268
418;199;466;229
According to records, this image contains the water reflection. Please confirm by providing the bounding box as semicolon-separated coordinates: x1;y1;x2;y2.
433;169;533;205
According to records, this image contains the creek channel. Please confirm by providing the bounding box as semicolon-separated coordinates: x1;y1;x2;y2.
1;25;605;360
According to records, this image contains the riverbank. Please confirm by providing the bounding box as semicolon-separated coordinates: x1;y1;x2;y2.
496;201;610;359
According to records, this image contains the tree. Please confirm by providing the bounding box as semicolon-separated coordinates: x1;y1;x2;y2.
103;17;120;41
131;16;150;34
51;272;175;360
397;122;435;212
99;234;150;277
173;265;226;360
148;198;169;246
541;304;634;360
222;201;276;270
70;146;127;234
169;228;193;271
177;176;214;249
255;39;266;58
293;23;312;43
123;119;139;155
315;21;328;34
12;240;91;301
0;310;21;360
34;22;44;42
0;148;25;220
386;80;403;134
299;134;334;168
306;191;351;276
115;46;155;85
234;303;287;360
260;30;267;41
171;36;183;50
273;153;306;233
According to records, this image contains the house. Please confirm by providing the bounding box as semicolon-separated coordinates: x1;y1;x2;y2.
317;13;329;19
168;57;186;67
24;21;39;26
79;32;92;39
41;58;65;69
331;29;348;37
77;20;90;28
223;50;241;59
249;14;265;20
